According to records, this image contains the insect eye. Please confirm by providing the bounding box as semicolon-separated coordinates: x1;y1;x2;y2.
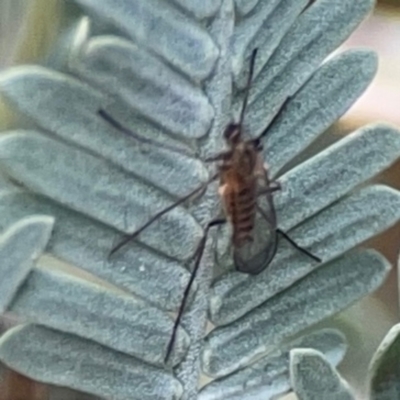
224;124;240;142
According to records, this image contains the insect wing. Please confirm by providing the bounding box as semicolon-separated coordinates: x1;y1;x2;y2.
234;192;277;275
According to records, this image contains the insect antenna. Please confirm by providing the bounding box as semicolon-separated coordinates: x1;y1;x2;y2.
255;95;292;141
256;204;321;262
164;218;226;364
239;48;258;127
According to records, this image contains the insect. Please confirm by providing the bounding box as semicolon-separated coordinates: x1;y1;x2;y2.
98;48;321;364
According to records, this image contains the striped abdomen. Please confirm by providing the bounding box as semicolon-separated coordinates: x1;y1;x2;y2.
223;178;258;247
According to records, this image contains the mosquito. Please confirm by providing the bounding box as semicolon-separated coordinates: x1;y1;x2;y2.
98;48;321;365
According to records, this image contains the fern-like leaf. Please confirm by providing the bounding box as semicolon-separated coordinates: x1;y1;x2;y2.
0;1;399;399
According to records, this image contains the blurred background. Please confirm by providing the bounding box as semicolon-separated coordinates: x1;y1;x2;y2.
0;1;399;399
334;2;400;395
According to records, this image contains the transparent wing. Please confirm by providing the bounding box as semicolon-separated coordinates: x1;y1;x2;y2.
233;192;277;275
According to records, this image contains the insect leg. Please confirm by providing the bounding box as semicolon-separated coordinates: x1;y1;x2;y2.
257;181;281;196
256;204;321;263
254;157;281;195
164;217;226;364
203;150;233;163
109;173;219;258
276;228;321;262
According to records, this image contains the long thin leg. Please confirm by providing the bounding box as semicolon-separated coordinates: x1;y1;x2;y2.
109;173;218;257
256;204;321;263
256;158;320;262
164;218;227;364
98;109;193;156
276;228;321;262
256;181;281;196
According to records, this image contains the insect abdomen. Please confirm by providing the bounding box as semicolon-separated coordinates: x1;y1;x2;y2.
228;184;257;247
